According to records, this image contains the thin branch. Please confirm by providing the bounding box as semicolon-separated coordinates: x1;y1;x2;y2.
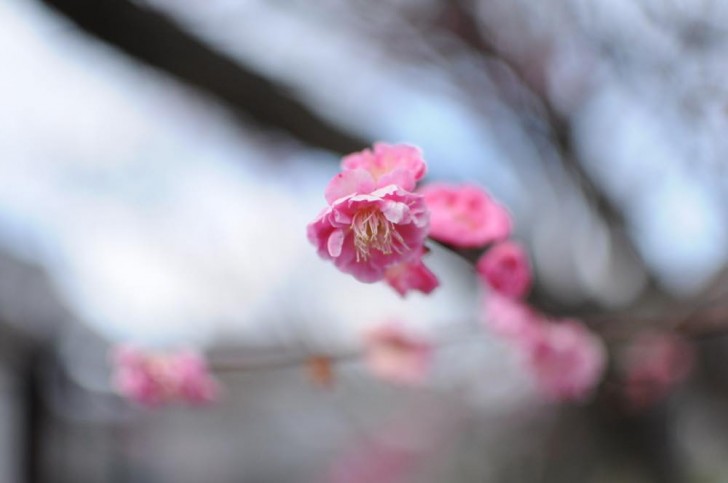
435;237;728;341
210;350;359;374
208;322;482;375
437;0;660;293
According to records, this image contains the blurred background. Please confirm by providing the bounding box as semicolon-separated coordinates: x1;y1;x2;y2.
3;0;728;481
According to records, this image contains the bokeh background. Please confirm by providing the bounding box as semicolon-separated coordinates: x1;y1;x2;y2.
3;0;728;481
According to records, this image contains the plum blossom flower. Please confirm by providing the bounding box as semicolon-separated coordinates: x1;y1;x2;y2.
308;181;430;283
111;346;218;407
420;183;511;248
364;322;433;385
341;143;426;192
622;332;694;410
525;320;606;402
477;241;532;299
384;248;439;297
482;292;542;342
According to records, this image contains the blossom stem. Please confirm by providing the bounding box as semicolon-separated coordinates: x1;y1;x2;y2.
208;324;481;375
431;237;728;341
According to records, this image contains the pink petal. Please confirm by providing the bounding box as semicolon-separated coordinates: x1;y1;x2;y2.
341;143;426;191
327;229;346;257
384;250;439;297
380;199;407;224
325;169;377;204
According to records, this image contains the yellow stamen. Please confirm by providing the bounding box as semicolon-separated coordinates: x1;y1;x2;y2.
351;208;407;262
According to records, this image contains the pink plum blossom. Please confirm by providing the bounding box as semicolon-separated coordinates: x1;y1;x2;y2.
340;143;426;192
622;332;694;410
327;440;419;483
384;248;439;297
111;346;218;407
482;292;543;342
525;320;606;402
326;409;449;483
420;183;511;248
364;323;433;385
308;184;430;283
477;241;532;299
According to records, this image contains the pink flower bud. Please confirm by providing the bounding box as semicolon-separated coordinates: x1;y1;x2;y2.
477;241;532;299
525;320;606;402
363;323;433;386
384;248;439;297
420;183;511;248
482;292;542;342
622;332;694;409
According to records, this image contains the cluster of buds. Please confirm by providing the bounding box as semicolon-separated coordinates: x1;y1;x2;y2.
309;143;608;401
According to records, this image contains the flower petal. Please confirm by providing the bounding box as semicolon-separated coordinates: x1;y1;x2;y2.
327;229;346;257
324;169;376;204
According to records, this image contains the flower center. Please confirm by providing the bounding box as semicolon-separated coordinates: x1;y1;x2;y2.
351;208;407;262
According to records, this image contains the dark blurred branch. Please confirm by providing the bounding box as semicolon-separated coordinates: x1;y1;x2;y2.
210;350;358;374
436;237;728;340
21;348;47;483
441;0;624;225
39;0;368;154
435;0;665;311
593;398;685;483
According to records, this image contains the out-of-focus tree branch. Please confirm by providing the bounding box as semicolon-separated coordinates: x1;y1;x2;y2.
39;0;368;154
439;0;625;226
433;0;666;311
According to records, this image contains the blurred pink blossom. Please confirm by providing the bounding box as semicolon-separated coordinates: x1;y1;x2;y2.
340;143;426;192
308;184;429;283
482;292;542;342
477;241;532;298
622;332;694;410
327;441;418;483
384;248;439;297
420;183;511;248
111;346;218;407
525;320;606;402
364;323;433;385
